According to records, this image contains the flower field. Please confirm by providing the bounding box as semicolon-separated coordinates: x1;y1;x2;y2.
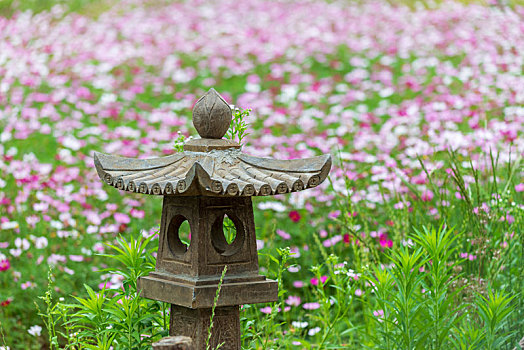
0;0;523;349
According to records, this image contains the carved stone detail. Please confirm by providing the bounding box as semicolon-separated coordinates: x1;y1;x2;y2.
170;306;240;350
192;88;232;139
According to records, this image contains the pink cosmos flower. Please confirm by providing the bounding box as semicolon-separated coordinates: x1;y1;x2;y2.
130;209;145;219
290;247;301;258
379;234;393;248
328;210;340;219
310;275;328;286
421;190;434;202
285;295;301;306
323;235;342;247
260;306;273;314
21;281;35;290
0;259;10;271
293;280;305;288
114;213;130;224
373;309;384;320
276;229;291;240
106;204;118;211
69;255;84;262
515;183;524;192
302;302;320;310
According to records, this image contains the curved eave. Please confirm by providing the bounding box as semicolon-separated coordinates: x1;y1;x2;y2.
94;151;332;197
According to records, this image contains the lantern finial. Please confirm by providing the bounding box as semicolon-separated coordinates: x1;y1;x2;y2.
192;88;232;139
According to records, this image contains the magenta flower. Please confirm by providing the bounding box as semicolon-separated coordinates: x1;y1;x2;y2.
0;259;10;271
379;234;393;248
289;211;301;223
1;298;13;307
310;275;328;286
328;210;340;219
421;190;434;202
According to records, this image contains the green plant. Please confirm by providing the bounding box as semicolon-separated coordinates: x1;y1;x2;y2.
36;270;77;350
222;217;236;244
412;225;465;349
205;265;227;350
37;234;166;350
241;247;294;349
309;236;357;349
226;107;250;146
173;131;187;153
475;288;517;349
364;223;521;350
69;285;116;348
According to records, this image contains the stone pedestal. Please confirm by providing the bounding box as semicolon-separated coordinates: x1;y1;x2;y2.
170;305;240;350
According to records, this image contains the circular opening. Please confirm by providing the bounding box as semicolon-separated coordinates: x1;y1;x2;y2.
211;213;244;256
167;215;191;256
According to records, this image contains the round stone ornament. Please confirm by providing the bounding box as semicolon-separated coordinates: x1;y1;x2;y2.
192;88;232;139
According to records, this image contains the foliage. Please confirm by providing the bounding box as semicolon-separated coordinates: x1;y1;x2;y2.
35;234;166;350
226;108;251;146
206;265;227;350
173;131;187;153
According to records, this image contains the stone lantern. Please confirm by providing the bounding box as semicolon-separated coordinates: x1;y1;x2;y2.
94;89;331;349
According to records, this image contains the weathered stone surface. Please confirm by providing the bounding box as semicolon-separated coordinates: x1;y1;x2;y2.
137;195;278;308
154;196;259;276
93;151;331;197
138;273;277;308
184;138;241;152
192;88;232;139
170;305;240;350
153;336;194;350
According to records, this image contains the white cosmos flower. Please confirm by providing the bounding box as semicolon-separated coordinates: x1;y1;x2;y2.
28;325;42;337
291;321;308;329
308;326;321;336
257;201;286;212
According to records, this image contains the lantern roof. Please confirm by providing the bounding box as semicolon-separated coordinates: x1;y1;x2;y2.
94;88;331;197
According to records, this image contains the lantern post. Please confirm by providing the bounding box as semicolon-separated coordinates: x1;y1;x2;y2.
94;88;331;349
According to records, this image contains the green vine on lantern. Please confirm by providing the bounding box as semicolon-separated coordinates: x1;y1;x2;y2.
226;107;250;146
173;131;187;153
